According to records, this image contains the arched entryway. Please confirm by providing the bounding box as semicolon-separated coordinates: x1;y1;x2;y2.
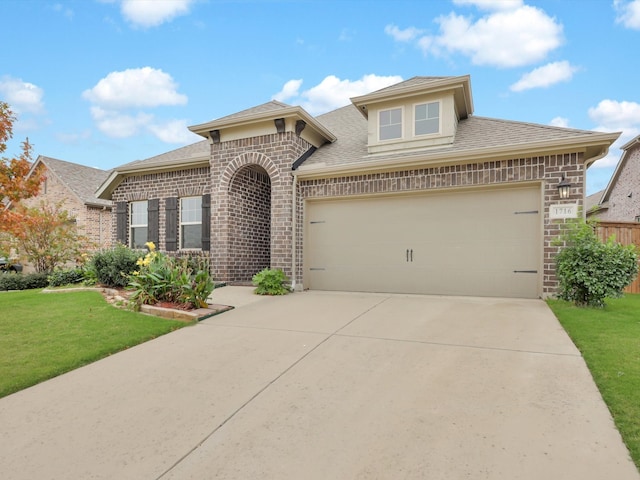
227;164;272;282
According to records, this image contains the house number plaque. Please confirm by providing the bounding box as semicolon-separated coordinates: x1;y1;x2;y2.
549;204;578;219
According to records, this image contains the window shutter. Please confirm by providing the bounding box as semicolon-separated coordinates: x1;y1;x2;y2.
148;199;159;247
165;197;178;251
116;201;128;244
201;194;211;251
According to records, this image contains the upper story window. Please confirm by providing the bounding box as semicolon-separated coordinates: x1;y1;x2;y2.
129;200;148;249
180;196;202;249
379;107;403;141
415;101;440;136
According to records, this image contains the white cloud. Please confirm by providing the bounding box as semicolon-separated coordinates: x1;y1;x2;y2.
549;116;570;128
588;99;640;131
90;106;153;138
105;0;193;28
384;24;425;42
147;119;200;143
614;0;640;29
510;61;578;92
588;99;640;168
0;76;45;114
82;67;187;109
273;74;403;115
452;0;523;11
403;4;563;68
272;79;303;102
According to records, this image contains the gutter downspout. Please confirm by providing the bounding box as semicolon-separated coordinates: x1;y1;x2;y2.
291;171;298;291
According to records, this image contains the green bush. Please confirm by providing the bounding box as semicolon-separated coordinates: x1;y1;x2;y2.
555;221;639;307
88;244;139;288
128;243;214;310
0;272;49;291
48;268;85;287
252;268;290;295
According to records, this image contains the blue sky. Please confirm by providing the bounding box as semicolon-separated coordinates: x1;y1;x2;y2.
2;0;640;195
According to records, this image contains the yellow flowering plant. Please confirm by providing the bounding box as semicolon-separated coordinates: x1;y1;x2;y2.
128;242;214;310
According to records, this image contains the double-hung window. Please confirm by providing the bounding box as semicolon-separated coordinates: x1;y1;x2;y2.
180;196;202;249
379;107;402;141
415;101;440;136
129;200;148;249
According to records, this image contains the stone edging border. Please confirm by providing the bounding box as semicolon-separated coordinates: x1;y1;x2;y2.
41;287;234;322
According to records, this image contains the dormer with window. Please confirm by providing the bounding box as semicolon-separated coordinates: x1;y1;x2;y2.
351;76;473;155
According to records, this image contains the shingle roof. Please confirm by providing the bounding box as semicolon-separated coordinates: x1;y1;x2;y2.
302;106;616;169
39;156;112;207
204;100;292;124
117;140;210;171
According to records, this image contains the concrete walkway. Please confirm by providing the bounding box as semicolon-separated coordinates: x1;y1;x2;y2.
0;288;637;479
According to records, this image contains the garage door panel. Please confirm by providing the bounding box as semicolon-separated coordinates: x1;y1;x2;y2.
305;186;541;298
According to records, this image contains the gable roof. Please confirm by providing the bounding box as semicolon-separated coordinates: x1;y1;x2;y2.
34;156;112;208
96;140;211;199
351;75;474;120
600;134;640;204
296;105;620;177
188;100;336;146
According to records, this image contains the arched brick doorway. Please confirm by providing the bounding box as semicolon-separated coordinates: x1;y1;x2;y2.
227;164;271;282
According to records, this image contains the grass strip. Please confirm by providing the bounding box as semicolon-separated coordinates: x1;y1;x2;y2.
547;294;640;470
0;289;190;398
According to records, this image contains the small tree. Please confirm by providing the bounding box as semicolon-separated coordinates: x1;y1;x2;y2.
0;102;44;225
5;201;89;273
555;220;638;307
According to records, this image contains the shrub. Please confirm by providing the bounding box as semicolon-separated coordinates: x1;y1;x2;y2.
0;272;49;291
48;267;85;287
252;268;290;295
128;243;214;310
88;244;139;288
555;221;639;307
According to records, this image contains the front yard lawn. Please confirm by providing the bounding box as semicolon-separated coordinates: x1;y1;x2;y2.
0;289;190;398
547;294;640;470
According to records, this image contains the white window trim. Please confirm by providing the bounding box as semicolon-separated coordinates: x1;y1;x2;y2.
378;106;404;142
413;100;441;138
180;196;202;250
129;200;148;249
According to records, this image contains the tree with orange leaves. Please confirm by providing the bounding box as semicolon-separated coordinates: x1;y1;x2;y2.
0;101;44;226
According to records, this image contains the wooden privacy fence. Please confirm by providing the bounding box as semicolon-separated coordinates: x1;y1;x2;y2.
595;221;640;294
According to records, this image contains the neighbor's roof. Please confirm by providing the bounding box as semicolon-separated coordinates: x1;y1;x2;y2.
600;134;640;204
36;156;112;208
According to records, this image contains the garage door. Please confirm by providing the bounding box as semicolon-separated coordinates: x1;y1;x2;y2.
305;185;541;298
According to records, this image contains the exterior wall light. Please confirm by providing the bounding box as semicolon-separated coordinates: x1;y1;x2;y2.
557;175;571;199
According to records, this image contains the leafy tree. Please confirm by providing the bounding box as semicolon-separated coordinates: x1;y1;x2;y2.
5;201;89;273
0;101;44;226
555;220;639;307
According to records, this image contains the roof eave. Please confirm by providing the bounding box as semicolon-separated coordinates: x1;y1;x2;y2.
295;133;620;180
189;106;337;144
96;157;210;199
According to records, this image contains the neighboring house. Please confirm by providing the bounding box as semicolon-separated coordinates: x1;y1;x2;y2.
24;156;113;249
587;135;640;221
97;75;619;299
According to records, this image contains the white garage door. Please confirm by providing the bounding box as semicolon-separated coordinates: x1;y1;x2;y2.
304;185;541;298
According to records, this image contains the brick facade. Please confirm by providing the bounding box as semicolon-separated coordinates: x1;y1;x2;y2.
297;153;584;297
598;143;640;221
209;132;310;282
23;164;112;250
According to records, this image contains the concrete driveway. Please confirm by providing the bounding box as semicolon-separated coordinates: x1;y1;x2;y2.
0;288;638;480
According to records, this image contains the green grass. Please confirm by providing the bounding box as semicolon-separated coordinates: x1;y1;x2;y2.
547;294;640;470
0;289;191;398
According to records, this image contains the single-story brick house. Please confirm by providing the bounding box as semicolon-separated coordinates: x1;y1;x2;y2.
97;75;619;298
586;134;640;221
25;156;113;249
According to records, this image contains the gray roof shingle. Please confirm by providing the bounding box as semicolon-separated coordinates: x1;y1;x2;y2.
39;156;112;207
302;106;613;169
